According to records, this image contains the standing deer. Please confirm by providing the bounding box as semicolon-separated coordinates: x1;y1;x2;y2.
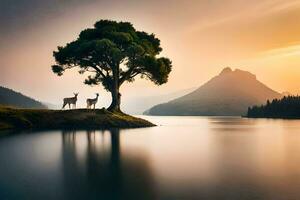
87;93;99;109
62;93;78;109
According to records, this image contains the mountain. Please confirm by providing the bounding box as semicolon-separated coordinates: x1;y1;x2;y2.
0;86;47;109
122;87;196;114
147;67;282;116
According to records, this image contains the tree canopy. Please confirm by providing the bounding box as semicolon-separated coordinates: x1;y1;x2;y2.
52;20;172;111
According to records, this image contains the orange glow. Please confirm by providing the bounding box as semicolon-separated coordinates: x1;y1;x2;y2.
1;0;300;106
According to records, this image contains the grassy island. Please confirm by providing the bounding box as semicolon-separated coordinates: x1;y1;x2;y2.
0;106;155;131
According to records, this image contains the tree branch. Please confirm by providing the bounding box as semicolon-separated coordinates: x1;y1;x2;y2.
129;71;139;79
91;66;107;79
119;66;138;85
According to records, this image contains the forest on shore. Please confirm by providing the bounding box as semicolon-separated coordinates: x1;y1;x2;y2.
247;96;300;118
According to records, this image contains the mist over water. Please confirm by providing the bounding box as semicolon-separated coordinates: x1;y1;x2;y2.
1;116;300;199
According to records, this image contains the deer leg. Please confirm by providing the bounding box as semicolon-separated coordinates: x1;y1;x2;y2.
94;104;95;109
62;102;66;109
68;103;71;109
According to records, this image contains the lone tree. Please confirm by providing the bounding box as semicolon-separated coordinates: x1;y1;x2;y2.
52;20;172;112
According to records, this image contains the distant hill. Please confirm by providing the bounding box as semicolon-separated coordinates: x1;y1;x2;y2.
122;87;196;114
147;67;282;116
0;86;47;109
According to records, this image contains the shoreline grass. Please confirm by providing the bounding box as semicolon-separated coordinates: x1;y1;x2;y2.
0;106;155;131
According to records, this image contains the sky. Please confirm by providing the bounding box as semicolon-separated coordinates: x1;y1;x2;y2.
1;0;300;108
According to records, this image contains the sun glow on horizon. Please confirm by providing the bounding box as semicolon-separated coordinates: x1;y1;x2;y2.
1;0;300;104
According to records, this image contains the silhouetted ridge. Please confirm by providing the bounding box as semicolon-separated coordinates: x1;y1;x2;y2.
219;67;232;75
0;86;46;109
146;68;282;116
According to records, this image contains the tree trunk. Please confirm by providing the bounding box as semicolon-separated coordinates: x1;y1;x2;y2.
108;66;122;112
108;88;121;112
108;71;121;112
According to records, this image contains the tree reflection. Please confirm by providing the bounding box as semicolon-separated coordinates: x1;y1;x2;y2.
61;129;155;200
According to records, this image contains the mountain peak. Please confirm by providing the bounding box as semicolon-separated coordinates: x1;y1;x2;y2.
218;67;256;80
220;67;232;75
147;67;282;116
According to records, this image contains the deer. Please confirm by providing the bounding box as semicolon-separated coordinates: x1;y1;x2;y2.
62;93;78;109
86;93;99;109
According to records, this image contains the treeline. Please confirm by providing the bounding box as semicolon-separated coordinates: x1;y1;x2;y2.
247;96;300;118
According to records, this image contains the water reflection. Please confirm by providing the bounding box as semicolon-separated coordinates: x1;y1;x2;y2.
204;118;300;199
2;117;300;199
61;129;155;200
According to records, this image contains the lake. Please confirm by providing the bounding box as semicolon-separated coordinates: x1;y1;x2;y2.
1;116;300;200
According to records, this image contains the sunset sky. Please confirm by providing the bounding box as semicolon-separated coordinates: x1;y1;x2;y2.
1;0;300;107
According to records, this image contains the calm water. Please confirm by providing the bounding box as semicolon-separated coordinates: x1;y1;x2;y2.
1;116;300;200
